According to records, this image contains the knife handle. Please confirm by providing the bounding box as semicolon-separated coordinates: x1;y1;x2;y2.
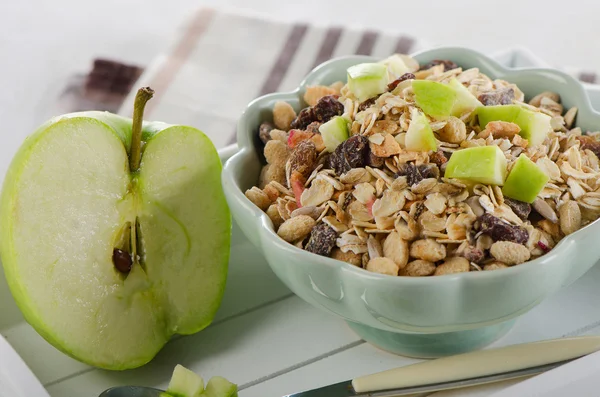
352;335;600;393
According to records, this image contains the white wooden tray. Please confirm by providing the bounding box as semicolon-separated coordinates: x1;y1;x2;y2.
2;48;600;397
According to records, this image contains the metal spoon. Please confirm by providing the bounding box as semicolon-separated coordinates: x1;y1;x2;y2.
99;386;165;397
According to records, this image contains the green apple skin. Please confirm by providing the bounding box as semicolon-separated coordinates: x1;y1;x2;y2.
412;80;457;118
347;63;388;101
405;110;437;152
167;364;205;397
0;111;231;370
444;145;507;185
502;154;549;203
477;105;551;146
203;376;238;397
319;116;350;152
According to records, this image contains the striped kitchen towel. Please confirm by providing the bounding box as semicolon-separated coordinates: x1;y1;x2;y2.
118;8;423;149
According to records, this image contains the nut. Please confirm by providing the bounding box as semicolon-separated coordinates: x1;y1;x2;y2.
259;164;287;188
438;116;466;143
409;238;446;262
304;85;338;106
245;187;272;210
264;139;290;166
273;101;297;131
277;215;316;242
331;248;362;266
489;241;531;265
266;204;284;228
484;261;509;271
366;257;399;276
485;121;521;139
400;260;436;276
382;231;409;269
559;200;582;235
369;134;401;157
434;256;469;276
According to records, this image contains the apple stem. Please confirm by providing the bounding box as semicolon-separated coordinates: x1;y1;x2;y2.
129;87;154;172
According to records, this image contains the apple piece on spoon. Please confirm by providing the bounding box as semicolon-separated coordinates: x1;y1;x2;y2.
0;88;231;369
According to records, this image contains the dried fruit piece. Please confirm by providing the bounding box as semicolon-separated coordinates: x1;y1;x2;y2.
328;135;369;175
304;85;338;107
504;198;531;221
477;213;528;244
387;72;415;91
396;163;439;186
577;135;600;159
358;97;377;112
290;95;344;130
289;140;317;179
305;223;338;256
477;88;514;106
460;245;484;264
420;59;458;71
259;122;275;144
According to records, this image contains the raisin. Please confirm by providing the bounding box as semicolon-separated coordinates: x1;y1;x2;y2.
420;60;458;71
387;72;415;91
289;140;317;178
477;213;528;244
290;108;314;130
290;95;343;130
258;121;275;144
112;248;132;273
328;135;369;175
305;121;322;134
397;163;439;186
305;223;338;256
477;88;515;106
504;198;531;221
577;135;600;158
313;95;344;123
358;97;377;112
429;150;448;168
460;245;485;264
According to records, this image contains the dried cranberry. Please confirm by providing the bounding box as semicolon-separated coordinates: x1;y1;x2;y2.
537;241;550;253
477;88;515;106
504;198;531;221
461;245;485;264
387;72;415;91
420;60;458;71
305;223;338;256
258;121;274;144
289;140;317;178
112;248;132;273
477;213;528;244
577;136;600;158
313;95;344;123
397;163;439;186
305;121;322;134
328;135;369;175
358;97;377;112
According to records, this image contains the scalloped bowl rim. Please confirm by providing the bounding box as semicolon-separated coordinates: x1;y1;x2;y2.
224;46;600;286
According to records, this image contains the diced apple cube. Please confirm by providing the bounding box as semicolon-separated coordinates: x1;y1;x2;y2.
444;146;507;185
413;80;457;118
405;109;437;152
319;116;350;152
477;105;551;147
347;63;388;101
502;154;549;203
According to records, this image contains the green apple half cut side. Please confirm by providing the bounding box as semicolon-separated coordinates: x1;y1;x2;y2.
0;102;230;368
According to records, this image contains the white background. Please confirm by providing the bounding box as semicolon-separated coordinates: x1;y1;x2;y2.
2;0;600;143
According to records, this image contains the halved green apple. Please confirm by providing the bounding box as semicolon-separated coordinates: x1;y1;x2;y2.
502;154;549;203
405;109;437;152
0;89;231;369
347;63;388;101
477;105;551;146
444;145;507;185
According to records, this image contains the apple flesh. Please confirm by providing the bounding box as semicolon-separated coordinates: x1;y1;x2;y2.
502;154;549;203
319;116;349;152
0;91;231;369
167;365;205;397
405;109;437;152
203;376;238;397
347;63;388;101
444;146;507;185
477;105;551;147
413;79;482;118
379;54;411;80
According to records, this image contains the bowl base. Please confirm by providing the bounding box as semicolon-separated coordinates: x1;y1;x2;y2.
346;320;515;358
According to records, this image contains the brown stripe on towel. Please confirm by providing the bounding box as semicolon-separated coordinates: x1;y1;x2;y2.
310;26;343;70
228;23;309;144
259;24;309;96
579;72;597;84
393;36;415;55
355;30;379;55
145;8;216;116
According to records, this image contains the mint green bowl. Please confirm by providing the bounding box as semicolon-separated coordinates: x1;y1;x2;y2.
222;47;600;357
